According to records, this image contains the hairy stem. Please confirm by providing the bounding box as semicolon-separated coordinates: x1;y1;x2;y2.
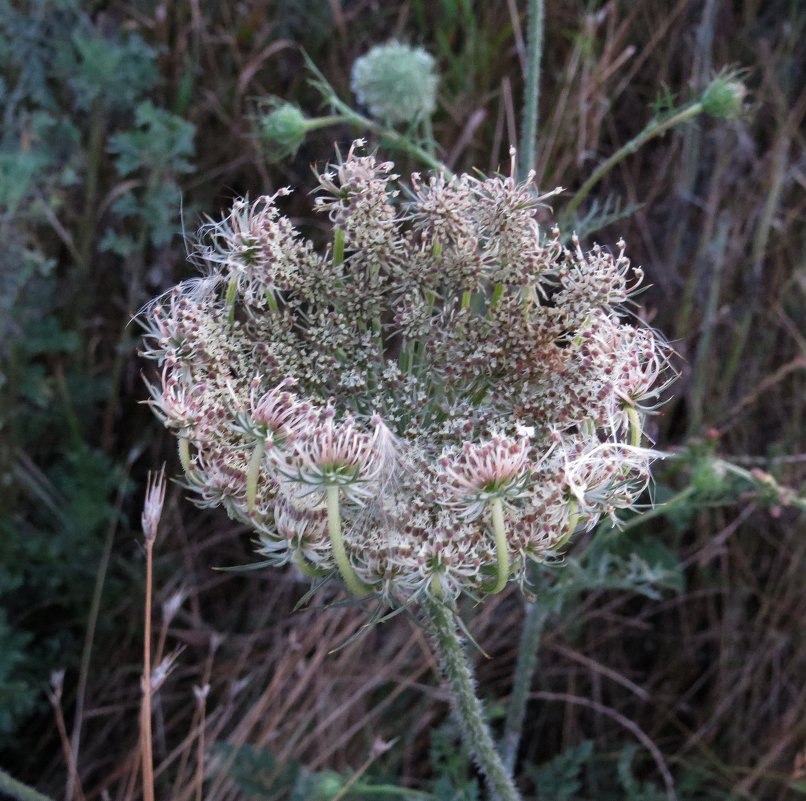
518;0;544;181
326;484;371;595
423;598;522;801
501;599;548;773
564;102;704;218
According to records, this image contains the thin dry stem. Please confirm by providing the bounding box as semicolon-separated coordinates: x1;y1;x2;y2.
48;678;86;801
141;538;156;801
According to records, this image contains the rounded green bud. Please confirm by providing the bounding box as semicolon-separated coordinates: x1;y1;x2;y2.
310;771;344;800
691;455;727;498
257;101;309;158
701;75;746;119
351;40;438;125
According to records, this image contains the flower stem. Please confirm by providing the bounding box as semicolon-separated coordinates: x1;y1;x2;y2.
489;283;505;310
294;553;329;578
309;65;448;174
564;102;704;218
225;276;238;325
423;598;522;801
333;227;346;267
488;497;510;594
326;484;371;596
627;406;642;448
502;500;580;773
246;439;265;512
304;114;347;131
178;437;191;474
141;538;155;801
550;500;579;553
518;0;544;182
501;598;548;773
341;106;447;173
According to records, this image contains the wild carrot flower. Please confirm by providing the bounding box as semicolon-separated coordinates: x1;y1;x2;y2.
141;142;669;603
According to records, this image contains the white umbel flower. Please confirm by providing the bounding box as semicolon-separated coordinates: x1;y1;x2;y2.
141;143;670;603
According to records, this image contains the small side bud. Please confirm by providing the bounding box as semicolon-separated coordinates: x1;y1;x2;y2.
701;73;747;119
257;100;310;158
308;771;344;800
691;455;727;497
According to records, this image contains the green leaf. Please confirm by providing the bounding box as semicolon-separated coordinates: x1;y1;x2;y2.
67;30;158;111
524;740;592;801
108;101;195;176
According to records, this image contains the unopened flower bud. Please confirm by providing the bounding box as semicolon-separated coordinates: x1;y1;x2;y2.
691;455;726;497
701;74;746;119
257;101;310;158
309;771;344;800
351;41;438;125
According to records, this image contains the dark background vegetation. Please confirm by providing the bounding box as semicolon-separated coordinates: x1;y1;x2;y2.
1;0;804;799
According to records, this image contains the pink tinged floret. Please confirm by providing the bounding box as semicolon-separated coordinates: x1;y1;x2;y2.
416;516;493;598
269;411;395;506
437;432;532;519
274;495;329;544
187;456;242;509
144;367;204;434
247;377;313;443
268;495;333;568
561;441;651;520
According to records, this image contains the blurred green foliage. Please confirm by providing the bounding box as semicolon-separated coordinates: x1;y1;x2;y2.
0;0;192;744
103;100;195;256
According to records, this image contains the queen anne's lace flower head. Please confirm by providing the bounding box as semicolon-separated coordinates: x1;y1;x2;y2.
141;142;670;604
